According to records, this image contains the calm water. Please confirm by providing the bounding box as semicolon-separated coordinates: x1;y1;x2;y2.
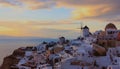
0;38;56;65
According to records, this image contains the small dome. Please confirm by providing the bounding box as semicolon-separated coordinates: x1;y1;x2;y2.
105;23;117;30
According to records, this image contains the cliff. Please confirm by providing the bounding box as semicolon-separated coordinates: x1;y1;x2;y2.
0;48;25;69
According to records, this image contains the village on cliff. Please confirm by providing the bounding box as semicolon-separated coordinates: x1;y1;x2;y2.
1;23;120;69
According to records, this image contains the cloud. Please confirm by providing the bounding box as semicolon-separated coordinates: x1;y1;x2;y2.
55;0;120;21
0;0;55;9
0;20;80;38
0;0;22;8
19;0;56;10
0;0;120;21
26;20;79;26
0;26;13;31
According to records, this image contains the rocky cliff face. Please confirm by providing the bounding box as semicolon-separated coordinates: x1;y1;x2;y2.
1;55;19;69
0;48;25;69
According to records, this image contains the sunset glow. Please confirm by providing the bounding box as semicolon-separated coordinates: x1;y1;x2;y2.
0;0;120;38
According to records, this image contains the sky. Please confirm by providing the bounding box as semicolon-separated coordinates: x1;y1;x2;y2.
0;0;120;39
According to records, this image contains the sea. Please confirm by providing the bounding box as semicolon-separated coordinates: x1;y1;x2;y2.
0;38;57;65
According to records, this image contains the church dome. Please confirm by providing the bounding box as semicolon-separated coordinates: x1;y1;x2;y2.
105;23;117;30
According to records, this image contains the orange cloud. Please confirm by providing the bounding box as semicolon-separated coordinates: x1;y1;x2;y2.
0;20;78;37
0;0;21;8
19;0;55;10
72;5;112;20
72;7;97;19
56;0;120;21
